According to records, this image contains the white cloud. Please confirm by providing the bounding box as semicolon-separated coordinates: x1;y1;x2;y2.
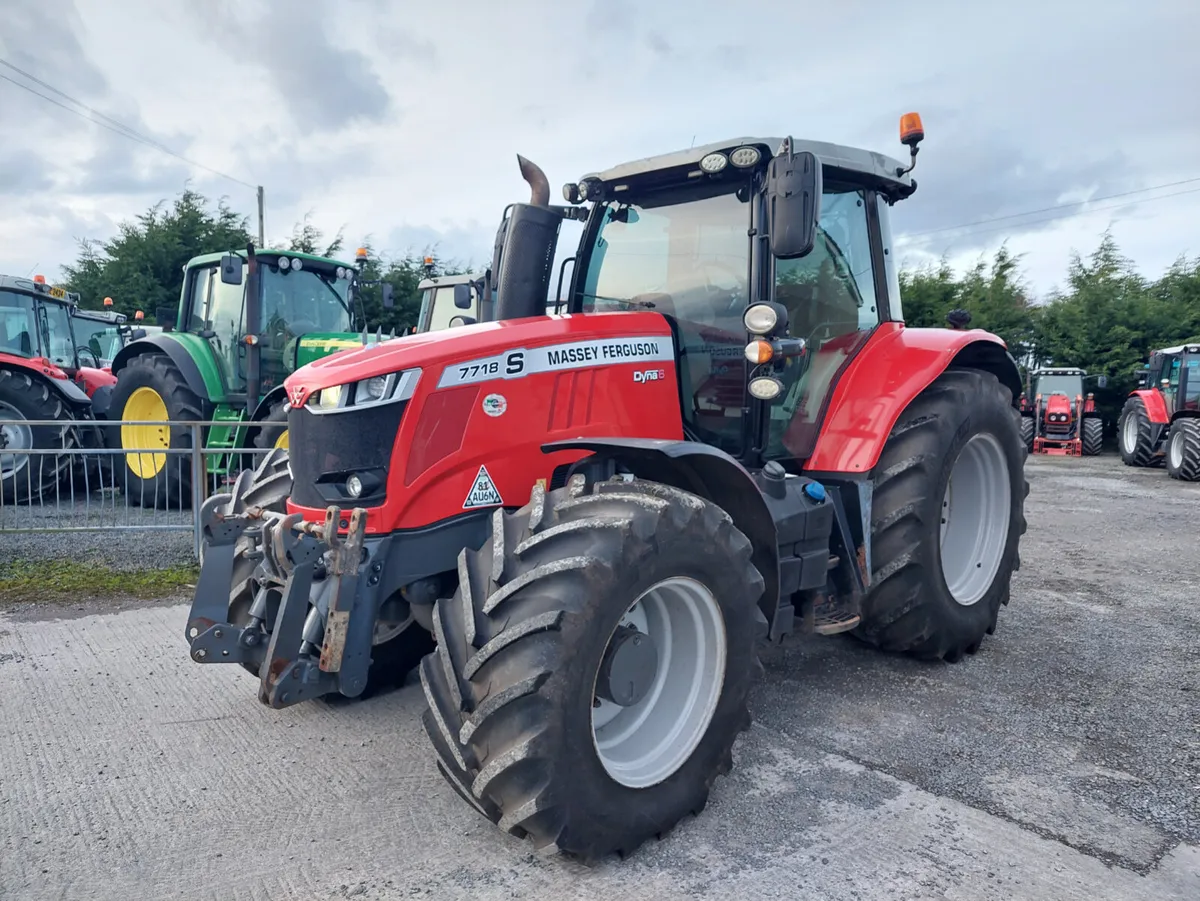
0;0;1196;294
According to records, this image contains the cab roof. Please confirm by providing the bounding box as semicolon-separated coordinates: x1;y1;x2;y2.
1155;344;1200;355
581;136;915;199
0;274;78;304
418;272;483;291
185;249;357;271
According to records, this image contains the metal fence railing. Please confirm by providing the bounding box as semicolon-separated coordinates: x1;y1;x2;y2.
0;419;281;559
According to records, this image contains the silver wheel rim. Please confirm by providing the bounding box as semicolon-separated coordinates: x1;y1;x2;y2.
0;401;33;480
591;576;727;789
373;617;411;646
1169;428;1183;470
939;433;1012;607
1122;414;1138;454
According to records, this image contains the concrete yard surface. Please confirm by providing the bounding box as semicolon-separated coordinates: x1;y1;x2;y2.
1;454;1198;900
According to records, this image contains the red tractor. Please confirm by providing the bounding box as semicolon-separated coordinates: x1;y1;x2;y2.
186;115;1029;862
1118;343;1200;480
0;274;112;502
1019;366;1105;456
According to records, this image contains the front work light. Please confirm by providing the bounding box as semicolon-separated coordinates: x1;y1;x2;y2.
699;152;728;173
748;377;784;400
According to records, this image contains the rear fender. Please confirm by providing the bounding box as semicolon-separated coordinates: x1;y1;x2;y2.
250;386;288;423
542;437;784;638
0;361;92;411
1132;388;1169;424
805;327;1022;473
111;336;216;406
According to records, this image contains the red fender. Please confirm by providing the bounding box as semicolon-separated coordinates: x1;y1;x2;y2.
1130;388;1169;424
74;366;117;399
0;351;71;382
804;323;1016;473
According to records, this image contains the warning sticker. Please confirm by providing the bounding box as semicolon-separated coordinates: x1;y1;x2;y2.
436;335;675;389
463;465;503;509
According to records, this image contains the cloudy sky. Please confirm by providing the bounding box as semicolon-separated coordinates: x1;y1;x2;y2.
1;0;1197;299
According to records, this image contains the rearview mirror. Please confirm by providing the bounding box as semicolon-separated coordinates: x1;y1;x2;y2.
453;283;472;309
219;254;243;285
381;283;394;309
131;328;147;341
449;315;477;328
155;305;175;328
1097;375;1108;388
766;143;822;260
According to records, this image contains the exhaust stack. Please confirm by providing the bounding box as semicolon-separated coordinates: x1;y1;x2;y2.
517;154;551;207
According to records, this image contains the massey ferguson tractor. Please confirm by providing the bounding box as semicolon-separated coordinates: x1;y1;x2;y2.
1118;343;1200;480
185;115;1029;863
1019;366;1105;455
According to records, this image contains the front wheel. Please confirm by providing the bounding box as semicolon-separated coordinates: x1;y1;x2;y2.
1165;419;1200;481
1082;417;1103;456
0;369;75;504
1020;414;1034;451
1118;397;1155;467
419;477;763;864
854;368;1028;662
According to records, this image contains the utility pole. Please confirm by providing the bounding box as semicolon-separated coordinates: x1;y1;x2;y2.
256;185;265;247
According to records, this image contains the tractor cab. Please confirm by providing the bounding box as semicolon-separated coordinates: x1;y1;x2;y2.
0;275;81;374
1145;344;1200;417
488;126;923;468
416;272;487;332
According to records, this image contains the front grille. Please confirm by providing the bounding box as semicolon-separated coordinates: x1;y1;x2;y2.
1043;420;1074;438
288;401;407;508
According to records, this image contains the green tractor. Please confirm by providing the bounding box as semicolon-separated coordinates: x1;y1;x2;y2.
105;244;382;508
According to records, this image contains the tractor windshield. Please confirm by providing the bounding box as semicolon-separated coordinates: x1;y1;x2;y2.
0;291;75;368
418;284;475;332
260;262;354;337
1036;374;1083;396
72;317;124;366
578;182;752;454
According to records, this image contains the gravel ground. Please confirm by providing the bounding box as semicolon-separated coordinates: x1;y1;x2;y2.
1;452;1198;901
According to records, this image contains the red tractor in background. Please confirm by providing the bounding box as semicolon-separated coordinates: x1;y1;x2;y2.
1118;343;1200;480
185;115;1030;863
1019;366;1105;456
0;274;110;502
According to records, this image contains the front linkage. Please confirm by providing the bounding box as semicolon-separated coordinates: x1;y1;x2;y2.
186;470;380;708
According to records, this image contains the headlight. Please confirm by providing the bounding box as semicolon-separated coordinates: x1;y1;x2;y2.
729;146;760;168
358;376;389;402
306;368;422;414
699;152;728;173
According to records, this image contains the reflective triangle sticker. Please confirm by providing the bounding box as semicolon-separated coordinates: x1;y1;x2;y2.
463;465;503;509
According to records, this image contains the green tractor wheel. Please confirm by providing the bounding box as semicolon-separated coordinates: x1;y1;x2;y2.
109;354;205;509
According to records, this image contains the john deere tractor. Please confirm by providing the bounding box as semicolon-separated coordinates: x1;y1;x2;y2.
106;246;382;507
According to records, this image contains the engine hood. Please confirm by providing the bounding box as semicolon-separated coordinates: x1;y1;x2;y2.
282;311;675;406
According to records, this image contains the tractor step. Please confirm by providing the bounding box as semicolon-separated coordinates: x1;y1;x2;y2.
808;591;862;635
813;610;861;635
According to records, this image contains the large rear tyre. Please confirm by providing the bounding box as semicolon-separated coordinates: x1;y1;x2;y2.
854;368;1028;662
1118;397;1156;467
419;477;763;864
108;354;205;509
1165;419;1200;481
1019;414;1034;451
0;369;75;504
1081;417;1103;456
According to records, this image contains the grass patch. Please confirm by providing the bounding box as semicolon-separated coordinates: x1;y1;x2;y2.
0;559;199;605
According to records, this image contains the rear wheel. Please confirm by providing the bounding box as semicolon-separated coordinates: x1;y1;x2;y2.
1118;397;1156;467
109;355;205;508
1082;417;1103;456
1165;419;1200;481
854;368;1028;662
419;477;763;864
1019;414;1034;451
0;369;75;504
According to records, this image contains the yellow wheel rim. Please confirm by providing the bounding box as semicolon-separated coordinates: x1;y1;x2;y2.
121;386;170;478
274;428;289;450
